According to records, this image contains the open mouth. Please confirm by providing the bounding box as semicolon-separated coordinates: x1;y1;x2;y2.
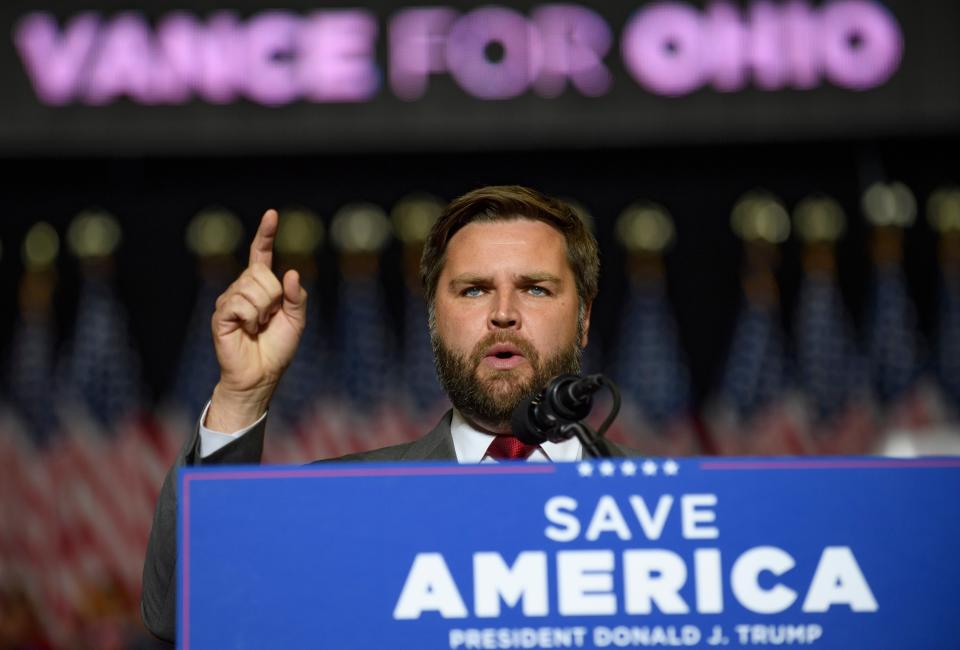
487;343;522;358
483;343;526;369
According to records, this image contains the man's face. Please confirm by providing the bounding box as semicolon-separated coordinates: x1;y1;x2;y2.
431;218;591;431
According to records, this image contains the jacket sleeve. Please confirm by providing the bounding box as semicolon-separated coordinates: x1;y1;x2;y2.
140;418;266;642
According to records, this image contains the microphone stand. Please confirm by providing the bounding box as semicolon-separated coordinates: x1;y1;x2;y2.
557;421;614;458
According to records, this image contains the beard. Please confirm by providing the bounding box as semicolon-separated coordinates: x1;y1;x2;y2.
432;329;582;431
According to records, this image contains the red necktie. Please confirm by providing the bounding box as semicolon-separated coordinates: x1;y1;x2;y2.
485;435;538;461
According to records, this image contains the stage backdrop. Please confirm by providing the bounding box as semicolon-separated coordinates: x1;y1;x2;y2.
1;0;958;155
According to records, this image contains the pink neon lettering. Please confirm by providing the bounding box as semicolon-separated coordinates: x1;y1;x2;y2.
820;0;902;90
389;7;458;101
12;2;904;105
749;1;789;90
298;11;379;102
782;0;818;89
12;10;379;105
14;12;99;105
622;3;704;96
531;5;612;98
244;11;301;106
781;0;820;90
389;4;612;100
622;0;904;96
150;13;200;104
445;7;535;100
85;13;156;104
199;13;253;104
703;2;747;92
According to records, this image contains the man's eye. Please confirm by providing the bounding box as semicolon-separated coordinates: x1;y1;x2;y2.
462;287;484;297
527;286;550;297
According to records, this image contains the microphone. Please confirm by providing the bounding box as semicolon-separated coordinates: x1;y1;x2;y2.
511;374;605;445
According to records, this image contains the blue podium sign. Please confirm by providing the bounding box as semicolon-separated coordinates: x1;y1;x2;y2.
178;458;960;649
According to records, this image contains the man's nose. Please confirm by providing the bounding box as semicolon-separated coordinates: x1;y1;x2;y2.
489;292;520;329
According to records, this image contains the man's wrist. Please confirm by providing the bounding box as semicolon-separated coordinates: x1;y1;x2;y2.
206;382;273;433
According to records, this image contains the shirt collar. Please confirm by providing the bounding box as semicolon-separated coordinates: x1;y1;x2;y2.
449;409;581;463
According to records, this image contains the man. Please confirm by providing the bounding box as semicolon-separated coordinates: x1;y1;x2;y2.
141;185;628;642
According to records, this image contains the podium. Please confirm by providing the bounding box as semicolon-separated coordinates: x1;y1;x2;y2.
179;458;960;649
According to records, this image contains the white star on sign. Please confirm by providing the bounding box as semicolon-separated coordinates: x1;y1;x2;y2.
599;461;616;476
663;459;679;475
577;462;594;477
620;460;637;476
642;460;658;476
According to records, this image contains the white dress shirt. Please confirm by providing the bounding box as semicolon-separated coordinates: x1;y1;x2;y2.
449;409;581;463
198;402;582;462
197;401;265;458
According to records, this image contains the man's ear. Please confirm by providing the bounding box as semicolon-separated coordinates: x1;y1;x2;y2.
579;301;593;349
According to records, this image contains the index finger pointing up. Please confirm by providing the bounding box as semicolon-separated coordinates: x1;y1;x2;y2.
249;209;279;268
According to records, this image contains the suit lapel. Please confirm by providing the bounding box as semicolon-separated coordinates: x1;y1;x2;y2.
400;410;457;461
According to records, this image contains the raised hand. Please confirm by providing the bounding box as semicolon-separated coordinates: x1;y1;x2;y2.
206;209;308;432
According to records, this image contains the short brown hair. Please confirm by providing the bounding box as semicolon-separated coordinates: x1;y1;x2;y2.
420;185;600;308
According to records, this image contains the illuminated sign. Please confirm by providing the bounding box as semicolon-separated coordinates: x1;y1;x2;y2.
14;0;903;107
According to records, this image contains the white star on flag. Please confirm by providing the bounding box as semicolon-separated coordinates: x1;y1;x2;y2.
642;459;658;476
663;459;679;475
599;461;616;476
620;460;637;476
577;462;594;477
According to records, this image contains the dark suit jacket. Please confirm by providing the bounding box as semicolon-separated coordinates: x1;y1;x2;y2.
140;411;627;642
